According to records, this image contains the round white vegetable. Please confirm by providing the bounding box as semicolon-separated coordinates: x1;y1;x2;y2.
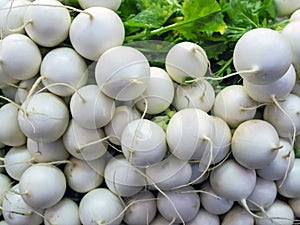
243;64;296;102
174;79;215;112
121;118;167;167
123;190;157;225
0;103;26;146
19;164;67;209
275;0;300;17
263;93;300;138
276;158;300;198
255;200;294;225
78;0;121;10
2;184;44;225
157;186;200;223
95;46;150;101
0;0;31;37
69;6;125;60
17;92;70;143
104;155;146;197
0;173;12;215
209;159;256;201
104;105;141;146
231;119;280;169
79;188;124;225
27;137;70;163
0;33;42;80
44;198;81;225
40;47;88;97
64;157;105;193
62;119;108;161
233;28;293;84
165;41;209;84
221;205;255;225
212;85;257;128
145;155;192;191
24;0;71;47
166;108;214;161
257;138;295;181
186;209;220;225
135;67;175;115
70;84;115;129
200;182;234;215
4;145;32;181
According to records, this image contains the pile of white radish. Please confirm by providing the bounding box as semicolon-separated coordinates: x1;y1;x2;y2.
0;1;300;225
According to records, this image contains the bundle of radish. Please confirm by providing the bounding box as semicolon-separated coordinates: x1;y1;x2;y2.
1;0;300;225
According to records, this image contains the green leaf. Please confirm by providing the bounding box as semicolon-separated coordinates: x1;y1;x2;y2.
124;4;176;29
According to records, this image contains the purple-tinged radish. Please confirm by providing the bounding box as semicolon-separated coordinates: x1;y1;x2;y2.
221;205;255;225
186;209;220;225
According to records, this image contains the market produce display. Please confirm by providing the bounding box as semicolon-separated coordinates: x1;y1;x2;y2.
0;0;300;224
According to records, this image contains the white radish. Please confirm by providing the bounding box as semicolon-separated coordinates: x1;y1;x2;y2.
156;186;200;224
0;173;12;215
104;155;146;197
221;205;255;225
17;92;69;143
104;105;141;146
40;47;88;97
166;108;214;161
200;182;234;215
2;184;44;225
14;76;44;104
78;0;121;10
0;103;26;146
4;145;32;181
95;45;150;101
0;33;42;80
257;138;295;181
174;79;215;112
123;190;157;225
186;209;220;225
135;66;175;115
212;85;257;128
70;84;115;129
275;0;300;17
64;157;105;193
145;155;192;191
243;64;296;102
290;8;300;21
23;0;71;47
242;177;277;211
121;118;167;167
210;116;231;164
165;41;209;84
255;200;294;225
69;6;125;61
19;164;66;209
150;214;180;225
231;119;280;169
276;158;300;198
27;137;70;163
209;159;256;203
288;197;300;217
79;188;124;225
0;56;18;88
189;162;209;185
281;21;300;74
0;0;31;37
62;119;108;161
263;93;300;139
44;197;80;225
233;28;293;84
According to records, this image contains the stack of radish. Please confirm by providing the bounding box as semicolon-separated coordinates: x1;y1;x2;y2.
0;0;300;225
